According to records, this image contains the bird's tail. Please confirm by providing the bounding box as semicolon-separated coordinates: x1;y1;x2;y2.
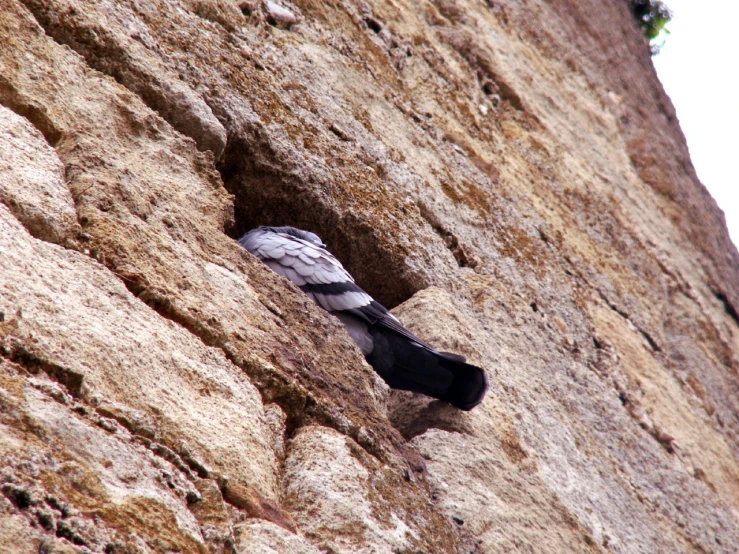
436;352;489;411
367;329;488;410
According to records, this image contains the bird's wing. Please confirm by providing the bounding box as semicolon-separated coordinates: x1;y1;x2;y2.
242;229;466;361
240;227;486;409
348;304;471;363
242;230;376;313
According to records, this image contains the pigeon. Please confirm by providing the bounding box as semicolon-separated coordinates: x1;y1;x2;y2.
239;226;489;410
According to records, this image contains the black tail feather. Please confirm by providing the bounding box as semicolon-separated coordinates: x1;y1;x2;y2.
367;326;488;410
438;355;489;411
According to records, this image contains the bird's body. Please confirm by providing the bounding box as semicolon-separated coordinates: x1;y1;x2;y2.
239;226;488;410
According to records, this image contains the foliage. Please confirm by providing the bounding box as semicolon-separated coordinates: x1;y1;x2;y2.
628;0;672;54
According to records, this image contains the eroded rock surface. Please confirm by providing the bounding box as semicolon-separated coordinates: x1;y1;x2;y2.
1;0;738;552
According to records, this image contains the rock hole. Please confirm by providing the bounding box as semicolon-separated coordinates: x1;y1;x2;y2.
416;203;476;269
56;520;89;546
481;80;498;96
1;484;32;510
36;511;55;531
640;329;660;352
618;391;629;406
364;17;383;34
237;1;256;15
1;343;84;398
329;123;352;141
714;290;739;326
0;90;63;147
45;496;70;518
217;134;423;308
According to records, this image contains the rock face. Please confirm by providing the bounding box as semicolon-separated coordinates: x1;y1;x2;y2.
1;0;737;552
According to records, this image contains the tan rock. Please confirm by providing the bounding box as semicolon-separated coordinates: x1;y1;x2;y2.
234;520;320;554
0;105;78;244
0;203;278;498
1;0;738;551
283;426;455;553
0;358;207;552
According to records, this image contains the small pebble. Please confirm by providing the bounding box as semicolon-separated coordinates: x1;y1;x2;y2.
266;1;297;27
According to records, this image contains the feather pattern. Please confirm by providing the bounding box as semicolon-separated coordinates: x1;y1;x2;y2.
239;226;488;410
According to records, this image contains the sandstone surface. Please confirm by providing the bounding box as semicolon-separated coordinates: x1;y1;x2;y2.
1;0;738;552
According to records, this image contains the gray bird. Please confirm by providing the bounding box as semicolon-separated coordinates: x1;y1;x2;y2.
239;226;488;410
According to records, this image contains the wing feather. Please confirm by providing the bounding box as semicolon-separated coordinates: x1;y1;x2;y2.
312;291;371;312
346;301;436;351
263;245;285;259
301;247;322;259
245;229;415;337
316;293;339;311
280;254;299;267
242;229;354;288
283;242;304;253
263;259;292;281
298;252;313;264
292;260;316;277
282;266;306;286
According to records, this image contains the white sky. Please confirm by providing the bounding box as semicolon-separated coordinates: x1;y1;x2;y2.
651;0;739;248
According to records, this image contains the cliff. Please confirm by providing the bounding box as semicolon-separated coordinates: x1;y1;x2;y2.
1;1;738;552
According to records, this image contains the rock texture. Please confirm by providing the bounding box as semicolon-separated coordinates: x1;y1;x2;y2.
1;0;737;552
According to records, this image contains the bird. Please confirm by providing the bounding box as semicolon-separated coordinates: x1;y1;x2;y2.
239;226;488;410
